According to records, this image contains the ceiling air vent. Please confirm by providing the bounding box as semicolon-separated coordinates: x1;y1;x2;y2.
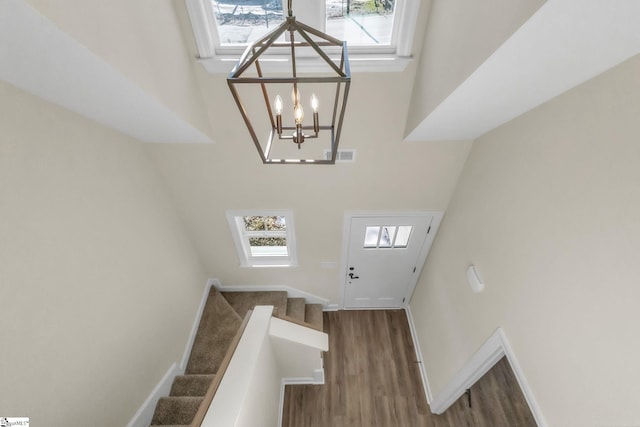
324;149;356;163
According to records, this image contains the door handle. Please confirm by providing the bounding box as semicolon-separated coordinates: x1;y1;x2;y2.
349;272;359;279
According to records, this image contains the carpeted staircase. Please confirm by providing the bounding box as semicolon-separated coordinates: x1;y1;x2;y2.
149;287;324;427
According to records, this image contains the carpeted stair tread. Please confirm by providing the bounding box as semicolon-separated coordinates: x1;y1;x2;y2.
222;291;288;318
150;396;203;425
170;374;215;397
304;303;324;331
185;287;242;375
286;297;306;322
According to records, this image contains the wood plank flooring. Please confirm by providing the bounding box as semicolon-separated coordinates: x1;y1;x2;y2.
281;310;536;427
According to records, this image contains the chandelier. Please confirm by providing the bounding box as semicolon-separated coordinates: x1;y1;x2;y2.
227;0;351;164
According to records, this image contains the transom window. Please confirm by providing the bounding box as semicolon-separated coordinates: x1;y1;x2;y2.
185;0;420;72
226;210;297;267
213;0;396;47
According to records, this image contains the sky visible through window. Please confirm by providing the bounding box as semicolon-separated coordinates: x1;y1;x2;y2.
212;0;396;46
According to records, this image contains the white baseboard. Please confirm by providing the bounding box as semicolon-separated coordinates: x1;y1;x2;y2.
430;330;504;414
404;306;433;404
181;280;216;370
281;376;324;385
497;329;548;427
207;277;222;289
126;362;182;427
428;327;548;427
210;279;330;306
323;304;340;311
128;279;213;427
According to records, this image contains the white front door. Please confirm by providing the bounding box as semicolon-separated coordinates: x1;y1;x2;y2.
343;214;440;308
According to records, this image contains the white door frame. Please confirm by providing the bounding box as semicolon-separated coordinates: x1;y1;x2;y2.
339;211;444;309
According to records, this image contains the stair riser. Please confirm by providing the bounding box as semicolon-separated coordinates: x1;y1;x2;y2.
151;397;203;425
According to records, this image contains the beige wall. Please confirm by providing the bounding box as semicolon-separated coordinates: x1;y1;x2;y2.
410;55;640;426
405;0;544;136
147;66;472;302
24;0;212;140
0;82;208;426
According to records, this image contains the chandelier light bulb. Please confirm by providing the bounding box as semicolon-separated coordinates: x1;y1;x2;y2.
310;93;319;112
294;104;304;124
274;95;283;115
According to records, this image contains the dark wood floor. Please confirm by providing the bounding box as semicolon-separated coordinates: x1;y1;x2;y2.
281;310;536;427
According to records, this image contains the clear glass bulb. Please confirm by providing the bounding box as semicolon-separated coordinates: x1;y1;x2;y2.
274;95;283;115
294;104;304;124
310;93;319;112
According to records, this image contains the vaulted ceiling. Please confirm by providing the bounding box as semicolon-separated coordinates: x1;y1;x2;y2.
2;0;640;297
406;0;640;141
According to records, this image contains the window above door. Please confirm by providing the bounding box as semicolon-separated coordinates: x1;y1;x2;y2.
185;0;421;73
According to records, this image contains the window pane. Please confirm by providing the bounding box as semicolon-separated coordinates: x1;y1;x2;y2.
264;216;286;231
379;226;396;248
249;236;287;246
228;210;296;266
244;215;286;231
213;0;285;45
243;216;266;231
250;245;289;257
326;0;396;46
364;226;380;247
249;237;288;257
394;225;412;248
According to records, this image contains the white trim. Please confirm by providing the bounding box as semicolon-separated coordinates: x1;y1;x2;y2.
394;0;421;57
338;306;397;311
199;54;412;74
126;362;182;427
128;279;214;427
339;211;443;309
184;0;216;59
180;279;217;370
430;331;503;414
428;328;548;427
404;305;433;404
497;329;548;427
282;375;324;386
225;210;298;268
277;375;325;427
404;212;442;306
211;280;330;306
207;277;222;289
185;0;420;74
